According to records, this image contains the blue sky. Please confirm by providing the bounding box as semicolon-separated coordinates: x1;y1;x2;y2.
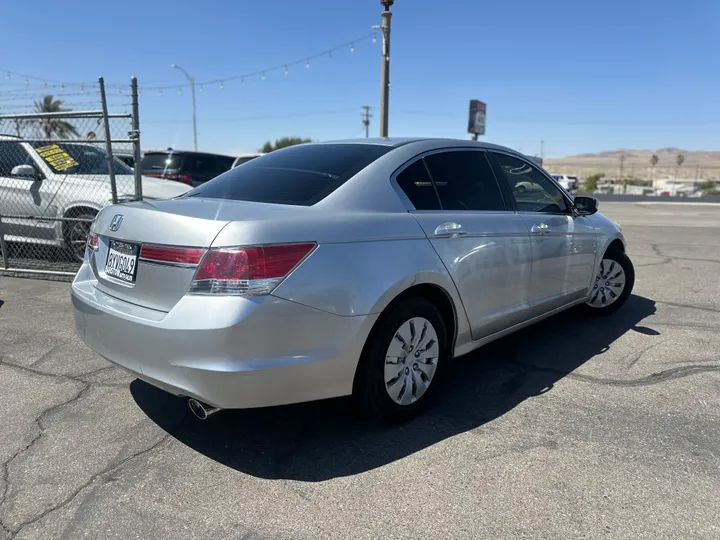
1;0;718;157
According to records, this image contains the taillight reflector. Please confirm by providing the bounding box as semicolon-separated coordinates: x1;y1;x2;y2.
140;245;206;266
190;243;316;296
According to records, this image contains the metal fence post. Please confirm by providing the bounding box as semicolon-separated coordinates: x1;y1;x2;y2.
98;76;118;204
130;77;143;201
0;215;9;270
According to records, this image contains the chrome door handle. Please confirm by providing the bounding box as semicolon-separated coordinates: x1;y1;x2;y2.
530;222;551;234
434;222;467;238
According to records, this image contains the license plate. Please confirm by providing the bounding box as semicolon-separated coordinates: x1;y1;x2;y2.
105;240;139;283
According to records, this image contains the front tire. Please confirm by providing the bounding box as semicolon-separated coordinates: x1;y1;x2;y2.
353;297;448;423
583;246;635;315
63;212;97;263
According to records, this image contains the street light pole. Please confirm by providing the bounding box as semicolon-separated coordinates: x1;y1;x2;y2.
171;63;198;151
374;0;393;138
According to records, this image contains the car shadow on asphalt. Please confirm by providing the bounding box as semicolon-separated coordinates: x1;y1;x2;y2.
132;294;657;481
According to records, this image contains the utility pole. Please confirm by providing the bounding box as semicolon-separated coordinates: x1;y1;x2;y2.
540;140;545;160
362;106;372;138
171;63;198;151
374;0;393;138
619;152;626;194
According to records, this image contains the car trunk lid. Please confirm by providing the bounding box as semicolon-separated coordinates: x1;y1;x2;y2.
90;198;237;312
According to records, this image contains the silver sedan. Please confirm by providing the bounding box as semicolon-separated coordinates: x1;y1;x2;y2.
72;138;634;423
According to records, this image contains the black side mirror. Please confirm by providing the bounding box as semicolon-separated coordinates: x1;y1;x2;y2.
574;196;598;216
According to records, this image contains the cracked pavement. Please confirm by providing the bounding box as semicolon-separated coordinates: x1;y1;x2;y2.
1;201;719;539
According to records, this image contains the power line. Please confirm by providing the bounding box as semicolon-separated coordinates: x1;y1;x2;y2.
141;107;360;124
0;31;376;95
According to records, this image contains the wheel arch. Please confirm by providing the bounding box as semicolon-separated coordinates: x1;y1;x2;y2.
364;278;464;360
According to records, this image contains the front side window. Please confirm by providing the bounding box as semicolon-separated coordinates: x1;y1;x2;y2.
0;142;37;176
492;152;568;214
423;151;505;211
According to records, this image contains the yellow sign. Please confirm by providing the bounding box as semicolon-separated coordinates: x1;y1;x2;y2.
35;144;79;172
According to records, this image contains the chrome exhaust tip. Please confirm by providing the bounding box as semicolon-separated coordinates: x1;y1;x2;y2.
188;398;221;420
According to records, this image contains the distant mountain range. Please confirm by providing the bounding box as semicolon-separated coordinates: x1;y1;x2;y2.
544;148;720;180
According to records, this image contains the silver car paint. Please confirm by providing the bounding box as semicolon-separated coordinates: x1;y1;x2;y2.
72;138;626;409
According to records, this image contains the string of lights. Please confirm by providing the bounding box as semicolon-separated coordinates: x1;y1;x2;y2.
0;31;376;99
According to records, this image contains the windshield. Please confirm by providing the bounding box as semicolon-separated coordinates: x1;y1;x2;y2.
31;142;134;175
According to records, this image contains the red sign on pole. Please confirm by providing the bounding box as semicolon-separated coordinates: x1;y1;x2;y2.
468;100;486;136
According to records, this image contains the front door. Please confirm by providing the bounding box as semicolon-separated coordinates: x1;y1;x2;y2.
489;151;597;318
0;141;57;242
395;149;533;341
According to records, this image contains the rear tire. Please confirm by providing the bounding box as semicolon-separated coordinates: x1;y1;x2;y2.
353;297;448;423
582;246;634;316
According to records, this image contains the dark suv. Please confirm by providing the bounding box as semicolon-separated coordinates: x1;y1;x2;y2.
139;149;236;187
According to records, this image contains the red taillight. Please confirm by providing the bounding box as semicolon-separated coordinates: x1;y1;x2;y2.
87;232;99;252
139;245;206;266
143;172;192;184
190;243;316;295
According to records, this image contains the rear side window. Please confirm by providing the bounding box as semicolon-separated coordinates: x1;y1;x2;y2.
424;151;505;211
186;144;391;206
395;159;440;210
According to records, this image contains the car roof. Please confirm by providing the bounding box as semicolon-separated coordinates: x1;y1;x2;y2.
314;137;529;156
142;149;234;158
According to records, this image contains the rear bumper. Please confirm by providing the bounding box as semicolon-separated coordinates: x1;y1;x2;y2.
71;262;376;409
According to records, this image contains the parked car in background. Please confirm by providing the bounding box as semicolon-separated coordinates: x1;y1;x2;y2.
113;151;136;169
551;174;580;191
232;153;263;168
72;138;633;424
0;137;191;261
140;149;235;187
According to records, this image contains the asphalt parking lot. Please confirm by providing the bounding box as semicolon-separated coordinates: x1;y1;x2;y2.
1;201;719;540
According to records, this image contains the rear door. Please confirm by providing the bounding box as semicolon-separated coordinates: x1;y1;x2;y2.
396;149;533;341
489;151;597;317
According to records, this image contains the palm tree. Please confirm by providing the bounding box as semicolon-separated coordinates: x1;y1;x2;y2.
649;154;658;183
34;95;79;139
676;153;685;179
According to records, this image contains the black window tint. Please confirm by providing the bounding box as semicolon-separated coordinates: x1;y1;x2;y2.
140;153;182;172
424;151;505;211
0;142;36;176
492;153;568;214
186;144;391;206
215;156;235;173
395;159;440;210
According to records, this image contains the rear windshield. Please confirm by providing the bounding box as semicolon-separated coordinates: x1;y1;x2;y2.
185;144;392;206
140;153;184;171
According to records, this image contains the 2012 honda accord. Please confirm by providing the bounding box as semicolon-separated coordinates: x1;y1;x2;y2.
72;138;634;422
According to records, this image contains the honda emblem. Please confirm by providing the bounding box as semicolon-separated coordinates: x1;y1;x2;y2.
109;214;124;232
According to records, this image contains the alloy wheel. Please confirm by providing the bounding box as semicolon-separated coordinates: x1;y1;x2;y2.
69;219;92;262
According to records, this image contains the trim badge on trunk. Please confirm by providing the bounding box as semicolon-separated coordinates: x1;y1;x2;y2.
110;214;124;232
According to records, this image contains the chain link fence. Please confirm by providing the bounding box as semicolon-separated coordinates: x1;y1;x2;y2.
0;78;142;280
